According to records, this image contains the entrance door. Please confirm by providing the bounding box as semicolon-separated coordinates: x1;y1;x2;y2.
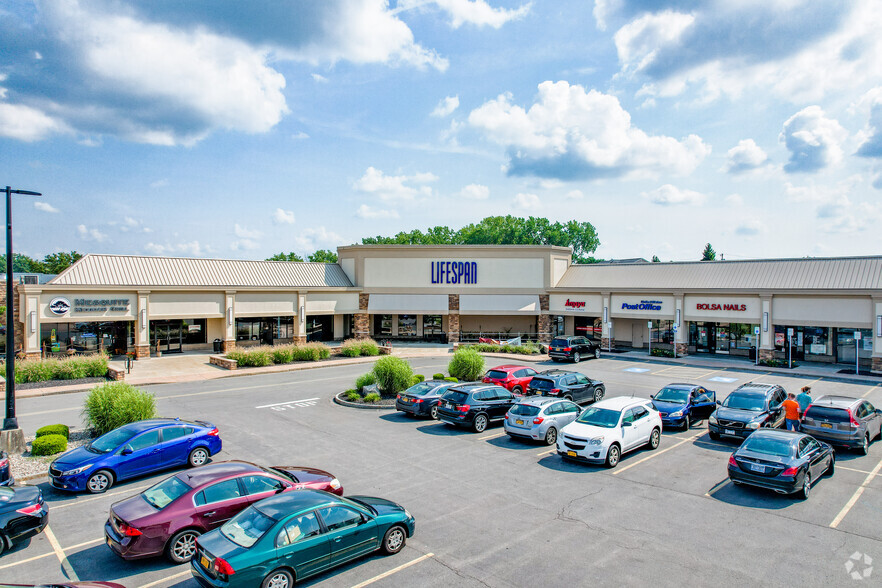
714;324;729;354
151;320;184;353
631;323;645;349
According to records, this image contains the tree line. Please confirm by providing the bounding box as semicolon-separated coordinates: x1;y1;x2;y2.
1;251;83;274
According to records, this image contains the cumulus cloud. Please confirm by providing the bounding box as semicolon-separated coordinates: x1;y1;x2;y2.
513;192;540;210
355;204;399;219
0;102;68;142
273;208;296;224
725;193;744;206
292;131;310;140
76;224;108;242
111;216;152;233
724;139;769;174
467;81;709;180
458;183;489;199
565;190;584;199
34;201;60;213
431;95;460;117
735;220;764;236
400;0;531;29
779;106;848;173
145;241;207;256
855;87;882;158
231;224;262;251
291;226;344;251
643;184;705;206
234;224;263;239
353;167;437;201
311;73;328;83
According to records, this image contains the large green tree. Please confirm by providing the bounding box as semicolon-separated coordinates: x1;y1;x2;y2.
307;249;338;263
361;216;600;263
0;250;83;274
41;251;83;273
266;252;304;262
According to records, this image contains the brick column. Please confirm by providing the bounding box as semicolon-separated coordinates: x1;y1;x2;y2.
221;340;237;353
758;348;775;362
354;293;370;339
448;294;460;343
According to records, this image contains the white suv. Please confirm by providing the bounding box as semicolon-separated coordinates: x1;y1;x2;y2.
557;396;662;468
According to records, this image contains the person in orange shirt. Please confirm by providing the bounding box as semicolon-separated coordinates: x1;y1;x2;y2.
778;392;801;431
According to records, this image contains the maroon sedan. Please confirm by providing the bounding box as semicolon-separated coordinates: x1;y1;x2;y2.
483;365;537;395
104;460;342;564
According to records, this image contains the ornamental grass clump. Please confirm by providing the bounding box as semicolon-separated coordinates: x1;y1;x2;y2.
448;347;485;382
272;345;295;364
363;392;381;403
82;382;157;436
292;342;330;361
226;347;273;367
372;356;414;396
0;354;109;383
355;372;377;393
358;339;380;356
340;339;362;357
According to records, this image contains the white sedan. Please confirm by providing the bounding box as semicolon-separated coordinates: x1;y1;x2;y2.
557;396;662;467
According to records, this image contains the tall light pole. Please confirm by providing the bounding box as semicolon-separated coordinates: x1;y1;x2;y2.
3;186;41;442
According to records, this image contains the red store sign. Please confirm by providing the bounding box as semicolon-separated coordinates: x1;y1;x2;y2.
564;299;586;309
696;303;747;311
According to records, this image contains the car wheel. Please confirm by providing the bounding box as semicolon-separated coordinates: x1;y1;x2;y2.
262;568;295;588
86;470;113;494
381;525;407;555
594;348;601;359
605;444;621;468
573;352;581;363
593;387;605;403
682;419;691;431
473;414;489;433
545;427;558;446
0;534;6;557
709;431;720;441
648;428;661;450
826;455;835;476
430;405;439;420
563;395;573;402
512;385;523;396
799;471;811;500
188;447;210;467
859;433;870;455
166;529;201;564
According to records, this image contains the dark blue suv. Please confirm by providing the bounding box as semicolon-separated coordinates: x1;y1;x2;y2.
49;418;222;494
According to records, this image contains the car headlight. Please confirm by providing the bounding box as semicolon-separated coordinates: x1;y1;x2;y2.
404;509;413;520
61;465;92;476
589;436;604;445
746;421;761;430
709;415;717;425
669;410;683;418
329;478;342;490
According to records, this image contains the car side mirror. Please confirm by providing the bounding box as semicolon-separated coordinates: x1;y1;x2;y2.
622;422;632;427
120;446;133;456
650;394;655;399
716;400;722;405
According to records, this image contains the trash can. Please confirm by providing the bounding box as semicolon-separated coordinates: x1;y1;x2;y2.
213;338;222;353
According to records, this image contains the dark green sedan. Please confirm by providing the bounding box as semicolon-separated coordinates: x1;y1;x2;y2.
190;489;416;587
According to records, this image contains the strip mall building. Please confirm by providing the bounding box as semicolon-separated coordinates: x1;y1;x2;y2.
14;246;882;373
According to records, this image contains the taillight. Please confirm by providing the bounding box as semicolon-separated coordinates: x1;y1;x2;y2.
207;428;219;436
482;377;490;383
848;410;860;428
563;347;572;352
728;455;737;467
781;466;799;477
16;503;42;516
119;522;142;536
551;388;561;395
0;457;8;468
458;404;470;412
414;398;423;404
396;394;401;400
533;417;544;425
214;556;236;575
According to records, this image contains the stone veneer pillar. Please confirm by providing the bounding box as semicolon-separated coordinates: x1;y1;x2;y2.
220;340;236;353
354;293;370;339
538;295;552;343
675;343;688;356
872;356;882;374
448;294;460;343
758;348;775;362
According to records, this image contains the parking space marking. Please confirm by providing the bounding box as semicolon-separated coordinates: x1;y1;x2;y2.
350;552;434;588
44;525;79;581
537;448;555;457
612;431;704;476
478;431;507;441
52;483;153;510
256;397;319;410
137;569;190;588
705;479;730;497
650;365;681;375
836;465;878;476
862;384;880;398
0;538;104;571
708;376;738;383
830;456;882;529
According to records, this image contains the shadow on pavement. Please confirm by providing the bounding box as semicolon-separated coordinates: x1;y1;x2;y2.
706;481;800;510
486;434;546;451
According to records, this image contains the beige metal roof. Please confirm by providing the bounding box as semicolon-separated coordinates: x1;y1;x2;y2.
49;254;353;288
555;256;882;291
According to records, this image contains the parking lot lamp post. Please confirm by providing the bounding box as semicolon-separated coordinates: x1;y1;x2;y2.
3;186;41;446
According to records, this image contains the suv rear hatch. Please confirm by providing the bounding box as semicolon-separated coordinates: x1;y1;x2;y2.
802;405;857;440
529;377;556;395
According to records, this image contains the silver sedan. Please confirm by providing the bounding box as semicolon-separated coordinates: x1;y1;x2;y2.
504;397;582;445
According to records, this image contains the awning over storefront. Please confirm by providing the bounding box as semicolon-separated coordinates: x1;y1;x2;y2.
367;294;449;315
459;294;540;315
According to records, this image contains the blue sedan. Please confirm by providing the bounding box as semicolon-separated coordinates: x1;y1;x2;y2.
49;418;222;493
651;384;716;431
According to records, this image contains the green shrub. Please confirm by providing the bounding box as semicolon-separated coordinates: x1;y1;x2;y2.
444;376;458;382
372;356;414;395
345;390;361;401
226;347;273;367
292;342;331;361
32;434;68;456
82;382;157;436
363;392;381;403
651;348;675;358
272;345;295;364
415;374;425;383
0;354;110;383
359;339;380;356
36;424;70;439
340;339;362;357
14;360;55;382
355;372;377;392
448;347;485;381
81;354;111;377
433;373;445;380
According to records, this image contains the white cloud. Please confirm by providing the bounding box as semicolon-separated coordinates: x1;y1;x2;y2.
353;167;437;201
145;240;206;256
400;0;531;29
725;193;744;206
779;106;848;173
614;10;695;74
735;220;765;236
565;189;584;199
273;208;296;224
76;224;108;242
34;201;60;213
114;216;152;233
291;226;345;251
458;184;489;199
234;224;263;239
292;131;310;140
150;179;169;188
431;95;460;117
230;239;260;251
312;73;328;83
724;139;769;174
0;102;68;142
643;184;706;206
355;205;399;219
855;86;882;158
468;81;709;180
513;192;540;210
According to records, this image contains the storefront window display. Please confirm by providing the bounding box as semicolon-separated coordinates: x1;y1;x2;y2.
835;328;873;365
41;321;134;354
236;317;294;344
423;315;442;335
398;315;417;337
650;320;674;344
689;322;758;355
374;315;393;337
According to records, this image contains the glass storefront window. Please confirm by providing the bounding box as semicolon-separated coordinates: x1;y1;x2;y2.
374;315;393;337
236;317;295;344
729;324;756;350
651;320;674;344
803;327;829;356
423;315;442;335
182;319;207;344
41;321;133;354
398;315;417;337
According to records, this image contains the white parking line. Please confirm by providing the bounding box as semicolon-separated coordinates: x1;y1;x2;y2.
0;538;104;571
862;384;880;398
612;431;704;476
52;483;153;510
44;525;79;581
705;479;730;497
836;465;878;476
537;449;555;457
350;552;434;588
830;456;882;529
256;397;319;409
478;431;506;441
137;570;191;588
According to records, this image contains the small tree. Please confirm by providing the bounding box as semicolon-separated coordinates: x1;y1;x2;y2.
448;347;485;381
651;255;660;263
701;243;716;261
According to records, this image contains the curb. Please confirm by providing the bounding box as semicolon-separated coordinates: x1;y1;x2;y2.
333;393;396;410
16;472;49;484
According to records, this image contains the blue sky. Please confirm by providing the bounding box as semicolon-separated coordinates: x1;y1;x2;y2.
2;0;882;262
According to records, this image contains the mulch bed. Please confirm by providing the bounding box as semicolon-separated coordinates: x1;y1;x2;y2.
16;376;109;390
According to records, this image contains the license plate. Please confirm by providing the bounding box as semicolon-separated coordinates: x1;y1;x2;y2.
749;463;764;473
567;450;577;457
552;347;559;351
106;536;112;548
725;429;735;435
200;555;210;569
820;423;832;429
446;403;453;409
516;419;524;425
403;398;410;403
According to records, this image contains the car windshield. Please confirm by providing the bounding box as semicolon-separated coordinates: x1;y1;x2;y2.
576;407;620;428
486;370;508;379
221;506;276;548
141;475;191;510
405;382;438;396
443;391;469;404
510;404;541;417
88;427;136;453
722;393;766;412
654;388;690;403
740;436;794;458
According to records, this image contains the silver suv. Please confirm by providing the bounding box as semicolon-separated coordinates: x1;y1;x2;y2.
801;395;882;455
504;397;582;445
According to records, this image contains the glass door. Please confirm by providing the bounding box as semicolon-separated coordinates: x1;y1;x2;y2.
714;324;729;354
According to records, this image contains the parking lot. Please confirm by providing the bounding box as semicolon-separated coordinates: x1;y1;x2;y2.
3;355;881;587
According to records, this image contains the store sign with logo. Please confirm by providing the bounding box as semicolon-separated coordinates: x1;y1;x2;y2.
564;299;586;310
73;298;131;312
695;303;747;311
621;300;663;311
49;297;71;316
430;261;477;284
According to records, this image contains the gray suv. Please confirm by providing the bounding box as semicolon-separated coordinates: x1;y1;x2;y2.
504;397;581;445
801;396;882;455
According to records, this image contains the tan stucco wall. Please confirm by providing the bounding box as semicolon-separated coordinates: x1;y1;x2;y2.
684;295;761;322
149;292;224;318
773;296;872;328
460;315;537;334
235;292;297;317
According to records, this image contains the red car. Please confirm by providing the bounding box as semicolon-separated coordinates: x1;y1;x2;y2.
482;365;538;395
104;461;342;564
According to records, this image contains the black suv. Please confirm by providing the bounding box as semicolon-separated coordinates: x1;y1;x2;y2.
437;384;516;433
548;336;601;363
709;383;786;441
528;370;605;405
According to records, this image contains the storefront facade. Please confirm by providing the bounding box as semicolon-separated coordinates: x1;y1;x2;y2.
14;250;882;373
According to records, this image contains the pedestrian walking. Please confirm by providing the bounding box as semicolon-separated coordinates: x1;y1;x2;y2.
780;392;801;431
796;385;812;417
